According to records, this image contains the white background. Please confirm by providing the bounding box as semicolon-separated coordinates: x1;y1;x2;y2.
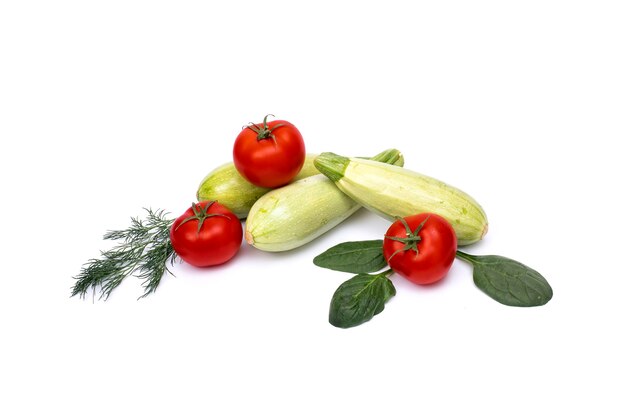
1;1;625;416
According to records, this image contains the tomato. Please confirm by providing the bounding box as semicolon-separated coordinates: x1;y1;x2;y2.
383;213;457;285
233;114;306;188
170;201;243;267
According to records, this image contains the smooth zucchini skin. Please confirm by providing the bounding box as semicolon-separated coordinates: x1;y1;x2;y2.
245;149;404;252
245;175;360;251
196;154;319;219
314;153;488;246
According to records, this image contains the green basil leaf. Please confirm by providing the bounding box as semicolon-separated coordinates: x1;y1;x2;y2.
457;252;553;307
329;271;396;328
313;240;386;273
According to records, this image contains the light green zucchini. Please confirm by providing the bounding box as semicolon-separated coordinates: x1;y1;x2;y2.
314;152;488;246
245;149;404;252
196;154;320;219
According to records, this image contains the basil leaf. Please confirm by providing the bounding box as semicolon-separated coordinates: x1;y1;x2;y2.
314;240;386;273
456;252;553;307
329;271;396;328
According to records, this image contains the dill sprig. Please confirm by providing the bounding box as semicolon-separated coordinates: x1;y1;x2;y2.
71;208;177;300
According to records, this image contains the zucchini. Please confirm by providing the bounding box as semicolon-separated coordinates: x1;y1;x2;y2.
314;152;488;246
196;154;320;219
245;149;404;252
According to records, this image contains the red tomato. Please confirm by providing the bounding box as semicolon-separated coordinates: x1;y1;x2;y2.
170;201;243;267
383;213;457;285
233;114;305;188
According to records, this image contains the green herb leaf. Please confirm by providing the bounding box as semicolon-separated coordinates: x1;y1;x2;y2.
313;240;387;273
71;208;176;301
456;251;553;307
329;270;396;328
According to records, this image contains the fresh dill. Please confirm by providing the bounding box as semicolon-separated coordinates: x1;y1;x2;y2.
70;208;177;300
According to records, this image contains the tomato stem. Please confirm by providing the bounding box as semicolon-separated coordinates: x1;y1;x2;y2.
385;215;430;261
244;114;285;141
175;201;231;234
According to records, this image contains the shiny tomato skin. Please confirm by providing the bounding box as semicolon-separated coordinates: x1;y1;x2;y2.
233;118;305;188
170;201;243;267
383;213;457;285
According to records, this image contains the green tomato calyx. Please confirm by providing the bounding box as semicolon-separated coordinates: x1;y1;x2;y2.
385;215;430;261
176;201;231;234
244;114;285;141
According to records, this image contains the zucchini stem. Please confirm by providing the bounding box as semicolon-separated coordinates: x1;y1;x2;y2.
313;152;350;182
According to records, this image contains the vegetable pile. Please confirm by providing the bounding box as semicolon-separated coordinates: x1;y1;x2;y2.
71;115;553;328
